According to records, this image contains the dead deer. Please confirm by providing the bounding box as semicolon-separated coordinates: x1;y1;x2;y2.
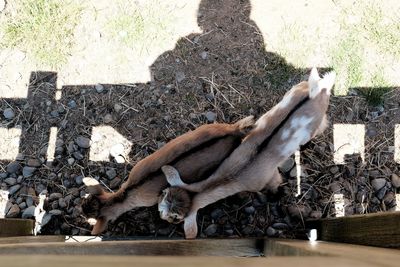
165;68;335;238
81;116;254;235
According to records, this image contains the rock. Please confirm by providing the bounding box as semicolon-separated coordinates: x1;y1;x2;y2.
376;186;387;200
114;103;123;112
6;204;20;218
157;227;172;236
0;172;7;179
279;158;294;173
58;198;67;209
205;111;217;122
50;110;59;117
4;178;16;186
391;173;400;188
272;222;289;230
369;170;381;178
309;210;323;219
22;166;36;177
329;181;341;192
175;71;185;83
3;108;15;119
242;225;254;235
356;189;367;203
75;136;91;149
72;152;84;160
371;178;386;191
383;192;395;206
200;51;208;60
75;175;83;185
67;158;75;165
8;184;21;195
114;155;125;163
26;197;34;207
110;178;121;189
27;158;41;167
330;166;339;174
19;202;27;209
49;192;63;201
95;84;104;93
244;206;255;214
110;143;125;158
6;162;21;174
106;168;117;180
41;213;53;227
204;224;218;236
104;114;113;123
266;226;278;237
211;208;224;220
21;206;36;219
49;209;62;216
68;100;77;109
287;205;311;219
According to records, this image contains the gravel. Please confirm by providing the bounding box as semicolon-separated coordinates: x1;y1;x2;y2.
6;162;21;174
205;111;217;122
95;84;104;93
371;178;387;191
75;136;91;149
22;166;36;178
3;108;15;119
21;206;36;219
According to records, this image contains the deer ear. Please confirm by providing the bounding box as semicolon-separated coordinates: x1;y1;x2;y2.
161;165;187;187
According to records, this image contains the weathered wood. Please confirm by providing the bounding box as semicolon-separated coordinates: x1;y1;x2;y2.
0;218;34;237
266;239;400;266
0;238;263;256
306;211;400;248
0;255;390;267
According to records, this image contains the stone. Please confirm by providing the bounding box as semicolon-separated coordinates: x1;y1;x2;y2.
279;158;294;173
376;186;387;200
67;158;75;165
369;170;381;178
75;136;91;149
6;204;20;218
106;168;117;180
329;181;341;192
75;175;83;185
175;71;185;83
211;209;224;220
68;100;77;109
371;178;386;191
287;204;311;219
58;198;67;209
204;223;218;236
330;166;339;174
103;114;113;123
272;222;289;230
41;213;53;227
309;210;323;219
200;51;208;60
391;173;400;188
110;177;121;189
26;197;34;207
244;206;255;214
0;172;7;179
4;178;16;186
383;192;395;206
205;111;217;122
27;158;41;167
266;226;278;237
49;209;62;216
3;108;15;119
95;84;104;93
114;103;123;112
49;192;62;201
72;152;84;160
50;110;59;118
8;184;21;195
22;166;36;177
6;162;21;174
21;206;36;219
18;202;27;209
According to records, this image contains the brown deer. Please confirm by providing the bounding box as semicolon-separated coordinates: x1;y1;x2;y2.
81;116;254;235
164;68;335;238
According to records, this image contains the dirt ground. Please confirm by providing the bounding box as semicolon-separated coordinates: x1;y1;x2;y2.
0;0;399;238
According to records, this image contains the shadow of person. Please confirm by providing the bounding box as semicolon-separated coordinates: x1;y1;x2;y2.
0;0;398;238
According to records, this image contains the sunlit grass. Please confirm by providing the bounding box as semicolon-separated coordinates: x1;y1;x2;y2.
0;0;82;68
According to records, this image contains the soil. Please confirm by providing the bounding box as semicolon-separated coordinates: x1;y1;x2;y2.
0;0;399;238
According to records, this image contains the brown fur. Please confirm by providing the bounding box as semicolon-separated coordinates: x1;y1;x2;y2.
176;69;335;238
82;116;254;235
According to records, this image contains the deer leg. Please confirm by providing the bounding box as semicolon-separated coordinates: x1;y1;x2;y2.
184;180;245;239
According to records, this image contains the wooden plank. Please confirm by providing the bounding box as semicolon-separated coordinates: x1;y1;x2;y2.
0;255;386;267
0;238;263;256
0;219;34;237
0;235;65;244
266;239;400;267
306;212;400;248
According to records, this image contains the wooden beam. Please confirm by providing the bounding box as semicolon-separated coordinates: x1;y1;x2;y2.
306;212;400;248
0;219;34;237
0;238;264;256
